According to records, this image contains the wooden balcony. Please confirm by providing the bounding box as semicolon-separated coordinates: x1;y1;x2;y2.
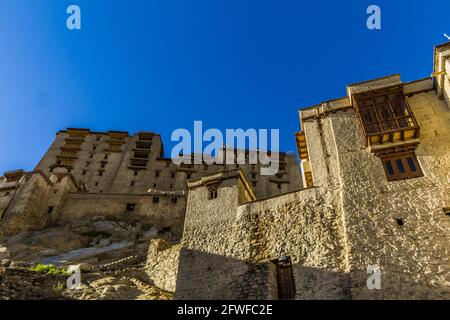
353;85;420;149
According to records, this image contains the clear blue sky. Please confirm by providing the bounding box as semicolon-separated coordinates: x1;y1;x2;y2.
1;0;449;173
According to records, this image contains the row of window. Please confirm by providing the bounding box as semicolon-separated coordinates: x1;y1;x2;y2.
126;197;178;211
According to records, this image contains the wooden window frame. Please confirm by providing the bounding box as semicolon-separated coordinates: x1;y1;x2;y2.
380;151;423;181
208;190;218;200
353;85;420;146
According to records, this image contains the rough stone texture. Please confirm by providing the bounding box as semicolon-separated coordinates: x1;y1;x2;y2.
145;239;180;292
1;42;450;300
175;56;450;300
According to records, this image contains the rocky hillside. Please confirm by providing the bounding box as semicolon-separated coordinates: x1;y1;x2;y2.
0;217;180;300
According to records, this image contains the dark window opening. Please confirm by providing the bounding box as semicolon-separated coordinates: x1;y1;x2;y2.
170;198;177;204
381;151;423;181
406;157;417;172
384;160;394;176
276;256;296;300
47;206;54;214
155;171;160;177
98;171;103;176
82;170;86;175
186;174;192;180
133;170;138;176
169;184;173;189
153;197;160;204
396;159;405;173
126;203;135;211
443;208;450;217
171;172;176;178
395;218;404;226
208;191;218;200
130;181;135;187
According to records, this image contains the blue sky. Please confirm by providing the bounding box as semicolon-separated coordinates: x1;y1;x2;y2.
0;0;449;173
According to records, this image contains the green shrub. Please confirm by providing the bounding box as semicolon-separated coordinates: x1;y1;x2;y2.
29;263;70;276
52;281;65;293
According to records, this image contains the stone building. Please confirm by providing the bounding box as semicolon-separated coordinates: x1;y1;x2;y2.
0;127;301;258
174;42;450;299
1;42;450;300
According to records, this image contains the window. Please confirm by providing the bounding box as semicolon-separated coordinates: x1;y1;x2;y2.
171;172;176;178
126;203;135;211
153;197;159;204
47;206;54;214
98;171;103;176
252;173;256;179
170;198;177;204
101;162;106;168
134;170;138;176
381;151;423;181
353;86;419;146
169;184;173;189
82;170;86;175
155;171;160;177
208;191;218;200
186;174;192;180
130;181;135;187
104;154;108;159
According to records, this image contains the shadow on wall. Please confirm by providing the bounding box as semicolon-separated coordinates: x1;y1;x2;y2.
174;248;352;300
174;248;450;300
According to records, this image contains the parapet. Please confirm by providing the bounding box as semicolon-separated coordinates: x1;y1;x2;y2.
187;168;256;204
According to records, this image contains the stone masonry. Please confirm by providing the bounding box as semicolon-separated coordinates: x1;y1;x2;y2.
0;42;449;300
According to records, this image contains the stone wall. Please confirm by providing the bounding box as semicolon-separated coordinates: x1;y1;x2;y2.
145;239;181;292
59;192;186;237
300;79;450;299
0;173;52;237
237;188;350;299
